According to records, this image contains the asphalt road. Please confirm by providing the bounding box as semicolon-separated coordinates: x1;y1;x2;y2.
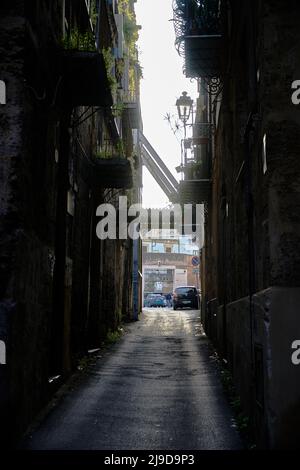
22;308;242;450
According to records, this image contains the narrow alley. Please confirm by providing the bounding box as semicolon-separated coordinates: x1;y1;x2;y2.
1;0;300;455
22;309;242;450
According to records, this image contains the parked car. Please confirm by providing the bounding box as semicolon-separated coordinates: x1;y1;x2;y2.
144;293;160;307
173;286;199;310
153;295;167;307
145;294;166;308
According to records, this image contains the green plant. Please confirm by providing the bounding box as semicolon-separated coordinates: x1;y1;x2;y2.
219;362;255;448
61;29;96;51
102;47;117;94
77;354;98;371
135;61;143;80
106;328;123;344
128;66;136;97
96;149;113;159
118;0;142;83
118;0;134;19
116;58;125;81
116;139;125;155
90;0;98;31
112;102;125;118
123;16;139;44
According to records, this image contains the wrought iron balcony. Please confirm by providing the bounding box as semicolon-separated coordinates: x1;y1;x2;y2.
182;157;211;179
192;122;214;144
179;178;211;204
179;140;212;204
173;0;222;78
123;90;142;130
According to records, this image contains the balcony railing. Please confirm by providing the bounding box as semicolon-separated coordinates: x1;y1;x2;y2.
123;89;142;130
179;179;211;204
182;155;211;179
173;0;222;78
124;90;137;104
192;122;214;144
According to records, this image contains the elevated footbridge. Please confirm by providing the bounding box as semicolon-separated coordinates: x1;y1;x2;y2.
139;132;179;203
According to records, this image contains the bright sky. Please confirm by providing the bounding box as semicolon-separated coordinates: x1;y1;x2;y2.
135;0;197;208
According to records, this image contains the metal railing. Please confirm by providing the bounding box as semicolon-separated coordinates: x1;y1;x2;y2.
173;0;221;57
123;90;138;104
193;122;214;139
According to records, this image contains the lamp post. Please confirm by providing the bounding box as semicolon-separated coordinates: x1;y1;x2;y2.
176;91;193;168
176;91;193;138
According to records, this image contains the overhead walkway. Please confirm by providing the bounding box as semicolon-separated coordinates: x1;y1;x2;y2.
139;132;179;202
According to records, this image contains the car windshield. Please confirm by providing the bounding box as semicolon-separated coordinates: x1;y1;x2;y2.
176;287;195;294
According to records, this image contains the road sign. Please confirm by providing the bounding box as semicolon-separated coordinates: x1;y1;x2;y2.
191;256;200;267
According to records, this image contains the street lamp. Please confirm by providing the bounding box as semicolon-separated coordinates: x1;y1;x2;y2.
176;91;193;127
176;91;193;168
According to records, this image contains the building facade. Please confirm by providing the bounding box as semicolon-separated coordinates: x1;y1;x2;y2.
0;0;142;443
143;229;200;296
173;0;300;448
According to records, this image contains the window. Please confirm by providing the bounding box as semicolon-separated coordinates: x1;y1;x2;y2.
175;287;196;295
165;247;172;253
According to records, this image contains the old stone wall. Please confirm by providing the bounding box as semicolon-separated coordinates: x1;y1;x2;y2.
0;0;142;443
204;0;300;448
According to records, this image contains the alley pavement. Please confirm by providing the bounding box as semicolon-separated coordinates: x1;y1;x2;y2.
22;309;242;450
